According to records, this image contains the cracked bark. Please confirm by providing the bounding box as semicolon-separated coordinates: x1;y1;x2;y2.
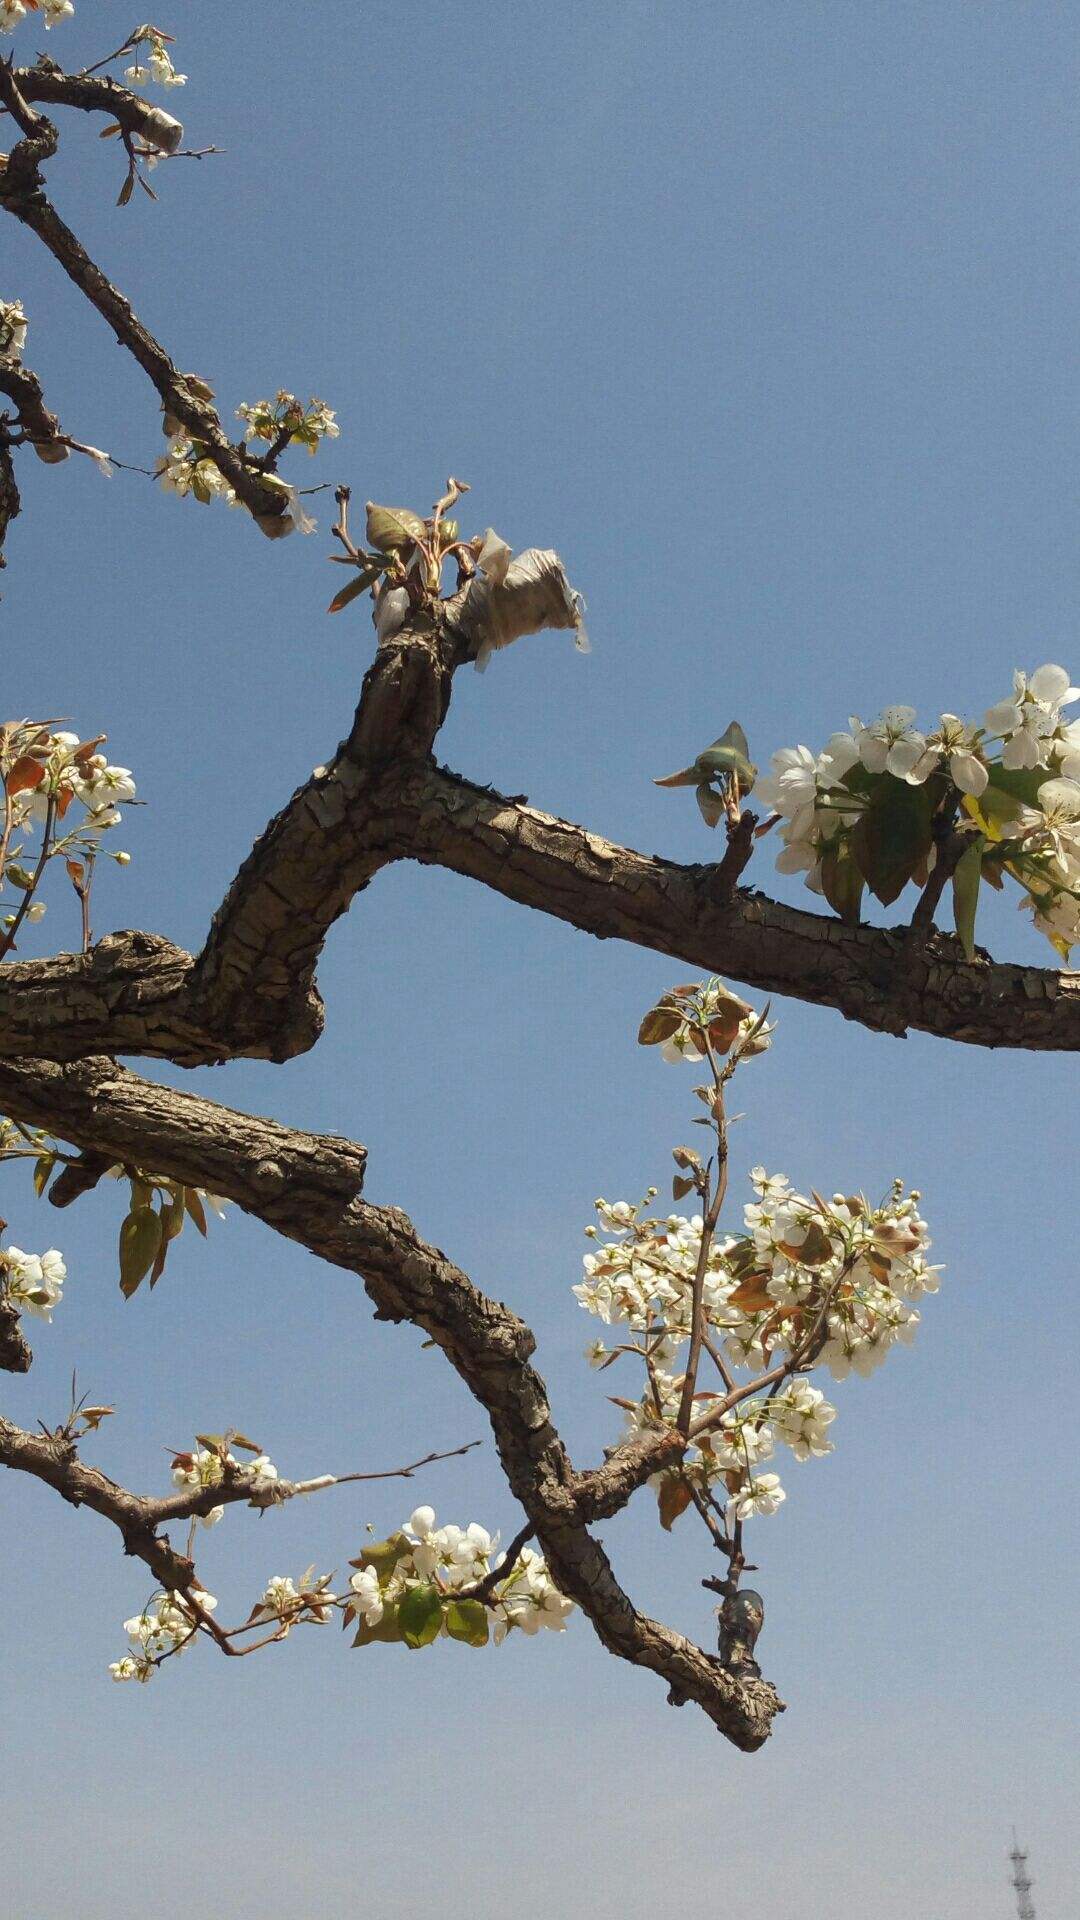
0;1055;781;1750
3;44;1065;1756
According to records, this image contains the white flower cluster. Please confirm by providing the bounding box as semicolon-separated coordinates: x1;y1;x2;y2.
3;726;135;832
155;436;237;506
125;29;185;87
0;298;27;364
758;664;1080;954
111;1588;217;1681
156;434;316;535
0;1243;65;1320
170;1446;280;1528
576;1172;938;1524
0;0;73;34
236;392;339;456
1;726;135;933
250;1568;335;1632
347;1506;573;1644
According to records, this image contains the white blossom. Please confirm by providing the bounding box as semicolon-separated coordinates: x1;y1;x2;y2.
0;298;28;363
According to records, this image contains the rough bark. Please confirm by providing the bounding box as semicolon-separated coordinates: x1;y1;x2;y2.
385;767;1080;1050
0;1054;781;1750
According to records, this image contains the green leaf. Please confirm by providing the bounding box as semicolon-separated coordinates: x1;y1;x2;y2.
352;1600;403;1646
850;777;933;906
952;836;984;961
148;1216;169;1288
983;765;1048;807
695;782;725;829
365;502;427;552
445;1599;490;1647
397;1584;445;1649
819;845;865;926
693;721;757;794
327;561;386;614
349;1532;413;1584
119;1206;163;1298
32;1153;55;1199
161;1191;186;1242
653;763;700;788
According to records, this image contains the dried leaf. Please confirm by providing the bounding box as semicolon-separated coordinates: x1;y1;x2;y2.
658;1474;693;1531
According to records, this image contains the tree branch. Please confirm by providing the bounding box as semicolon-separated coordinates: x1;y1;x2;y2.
0;70;288;530
389;765;1080;1050
0;1054;782;1750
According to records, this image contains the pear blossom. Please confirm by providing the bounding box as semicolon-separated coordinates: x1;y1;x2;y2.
909;715;989;796
0;298;28;363
985;664;1080;769
729;1473;786;1521
853;707;930;781
2;1244;65;1320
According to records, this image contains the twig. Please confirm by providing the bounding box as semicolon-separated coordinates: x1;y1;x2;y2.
454;1520;534;1605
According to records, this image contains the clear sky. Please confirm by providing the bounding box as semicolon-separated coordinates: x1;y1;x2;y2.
1;3;1077;1915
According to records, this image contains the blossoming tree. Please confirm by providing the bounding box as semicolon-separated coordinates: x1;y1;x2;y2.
1;9;1077;1755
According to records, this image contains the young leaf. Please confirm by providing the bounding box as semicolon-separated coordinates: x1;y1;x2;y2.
4;757;46;797
397;1584;445;1649
184;1188;208;1236
349;1532;412;1583
161;1190;186;1242
445;1599;490;1647
327;561;385;614
351;1600;403;1647
365;502;427;552
819;846;865;926
850;778;933;906
32;1152;55;1199
658;1473;693;1531
694;721;757;794
952;835;984;961
637;1007;681;1046
654;761;702;789
695;782;725;828
118;1206;163;1298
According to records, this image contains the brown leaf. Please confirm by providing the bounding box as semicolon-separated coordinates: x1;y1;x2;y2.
658;1474;693;1531
726;1273;774;1315
637;1007;681;1046
5;757;46;797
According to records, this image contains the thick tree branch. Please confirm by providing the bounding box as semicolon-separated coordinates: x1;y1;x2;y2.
0;1054;781;1749
386;766;1080;1051
0;931;321;1066
190;551;580;1034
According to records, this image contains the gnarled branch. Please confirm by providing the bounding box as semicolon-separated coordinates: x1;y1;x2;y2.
0;1053;781;1750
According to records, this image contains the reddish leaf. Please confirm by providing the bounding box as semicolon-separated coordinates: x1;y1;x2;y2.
658;1475;693;1531
5;757;45;797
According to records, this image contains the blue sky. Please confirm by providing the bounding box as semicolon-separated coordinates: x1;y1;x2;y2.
1;3;1077;1914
